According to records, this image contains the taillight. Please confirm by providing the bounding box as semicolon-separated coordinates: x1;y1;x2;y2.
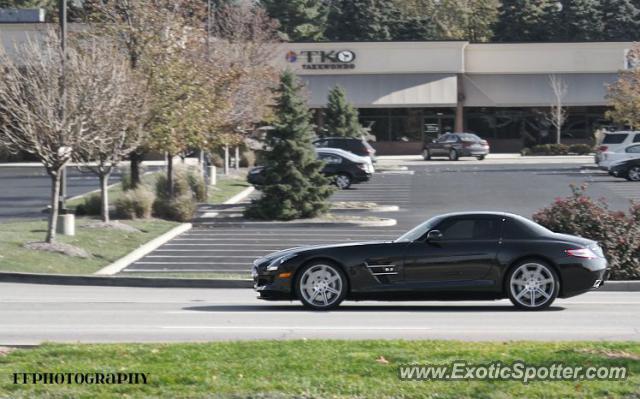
598;146;608;152
565;248;598;259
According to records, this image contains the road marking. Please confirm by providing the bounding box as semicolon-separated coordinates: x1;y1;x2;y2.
154;249;272;252
200;212;219;218
146;255;256;258
188;229;405;233
122;269;248;273
133;261;249;265
172;238;392;242
161;326;433;330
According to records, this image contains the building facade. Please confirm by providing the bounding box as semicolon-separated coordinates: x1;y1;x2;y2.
277;41;634;154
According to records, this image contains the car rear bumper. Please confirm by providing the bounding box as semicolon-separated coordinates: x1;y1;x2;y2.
460;147;490;156
559;259;609;298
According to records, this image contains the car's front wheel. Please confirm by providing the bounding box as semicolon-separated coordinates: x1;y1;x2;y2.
626;166;640;181
295;262;347;310
476;155;486;160
449;149;459;161
334;173;352;189
507;260;559;311
422;149;431;160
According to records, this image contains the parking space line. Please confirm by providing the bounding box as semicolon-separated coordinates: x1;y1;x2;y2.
146;255;256;258
133;261;249;265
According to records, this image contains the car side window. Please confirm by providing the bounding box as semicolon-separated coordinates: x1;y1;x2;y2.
446;135;459;143
437;134;449;143
501;219;533;239
437;218;499;240
634;134;640;143
627;145;640;153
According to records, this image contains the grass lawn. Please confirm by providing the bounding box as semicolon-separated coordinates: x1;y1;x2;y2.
0;340;638;398
0;218;178;275
208;172;250;204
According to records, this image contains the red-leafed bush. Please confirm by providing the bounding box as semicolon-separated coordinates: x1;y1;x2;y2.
533;184;640;280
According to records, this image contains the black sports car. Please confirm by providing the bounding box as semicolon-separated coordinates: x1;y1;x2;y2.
609;158;640;181
252;212;608;310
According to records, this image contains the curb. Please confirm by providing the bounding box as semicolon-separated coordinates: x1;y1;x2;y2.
94;223;192;275
598;281;640;292
0;271;252;288
223;186;255;205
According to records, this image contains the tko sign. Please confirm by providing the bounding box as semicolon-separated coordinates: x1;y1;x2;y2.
285;50;356;70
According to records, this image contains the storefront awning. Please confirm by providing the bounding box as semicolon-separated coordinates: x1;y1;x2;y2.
301;74;458;108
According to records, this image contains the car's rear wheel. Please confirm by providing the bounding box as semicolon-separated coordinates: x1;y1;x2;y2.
476;155;486;160
295;262;347;310
449;149;459;161
422;149;431;160
507;260;559;311
627;166;640;181
334;173;352;189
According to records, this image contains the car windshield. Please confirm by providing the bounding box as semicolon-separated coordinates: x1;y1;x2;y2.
395;216;443;242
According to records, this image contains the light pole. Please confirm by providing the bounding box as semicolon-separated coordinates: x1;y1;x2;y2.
58;0;68;213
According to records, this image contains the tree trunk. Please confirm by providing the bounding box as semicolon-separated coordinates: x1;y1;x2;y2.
557;123;561;145
99;171;111;223
167;153;174;198
130;151;142;189
46;172;61;243
234;146;240;170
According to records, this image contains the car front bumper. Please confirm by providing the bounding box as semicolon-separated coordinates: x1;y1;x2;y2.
252;265;295;300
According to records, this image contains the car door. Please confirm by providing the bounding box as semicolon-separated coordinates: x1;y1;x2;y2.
318;153;342;176
430;134;449;155
401;216;501;287
624;144;640;161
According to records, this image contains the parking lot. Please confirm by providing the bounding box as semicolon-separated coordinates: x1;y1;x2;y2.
122;162;640;276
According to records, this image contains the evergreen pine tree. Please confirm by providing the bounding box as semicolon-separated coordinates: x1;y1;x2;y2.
493;0;555;41
326;0;398;41
599;0;640;41
550;0;603;41
323;86;364;138
244;71;333;221
261;0;329;41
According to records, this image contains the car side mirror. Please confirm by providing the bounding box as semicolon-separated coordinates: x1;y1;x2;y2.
426;230;443;242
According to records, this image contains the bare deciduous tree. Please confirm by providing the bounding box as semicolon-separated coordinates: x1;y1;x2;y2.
546;74;568;145
0;31;110;242
607;44;640;130
73;40;148;222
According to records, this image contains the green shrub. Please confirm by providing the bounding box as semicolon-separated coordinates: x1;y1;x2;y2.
115;186;155;219
75;193;102;216
120;169;132;192
568;143;593;155
210;152;224;168
533;185;640;280
530;144;569;155
240;150;256;168
186;168;207;202
153;194;196;222
520;147;532;156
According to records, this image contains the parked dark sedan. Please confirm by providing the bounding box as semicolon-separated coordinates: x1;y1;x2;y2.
247;148;373;189
423;133;490;161
609;158;640;181
252;212;608;310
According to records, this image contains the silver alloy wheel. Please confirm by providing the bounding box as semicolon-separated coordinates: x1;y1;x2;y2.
299;264;343;308
629;166;640;181
335;174;351;189
449;149;458;161
423;149;430;160
510;263;555;308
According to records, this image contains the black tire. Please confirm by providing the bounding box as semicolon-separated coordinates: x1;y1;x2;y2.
334;173;352;189
627;166;640;182
449;149;459;161
422;149;431;160
506;259;559;311
476;155;486;161
295;261;348;310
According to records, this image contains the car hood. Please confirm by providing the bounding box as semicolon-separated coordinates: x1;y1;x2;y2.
256;240;390;264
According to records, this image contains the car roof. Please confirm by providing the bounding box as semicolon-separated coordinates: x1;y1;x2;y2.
316;147;368;162
436;211;519;219
604;131;640;134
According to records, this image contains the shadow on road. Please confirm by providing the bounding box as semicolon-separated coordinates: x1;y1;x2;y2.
182;304;566;312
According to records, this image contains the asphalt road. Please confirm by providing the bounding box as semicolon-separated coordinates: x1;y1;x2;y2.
124;163;640;275
0;166;125;220
1;283;638;344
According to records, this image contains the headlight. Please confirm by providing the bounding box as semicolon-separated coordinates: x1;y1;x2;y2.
266;253;298;271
